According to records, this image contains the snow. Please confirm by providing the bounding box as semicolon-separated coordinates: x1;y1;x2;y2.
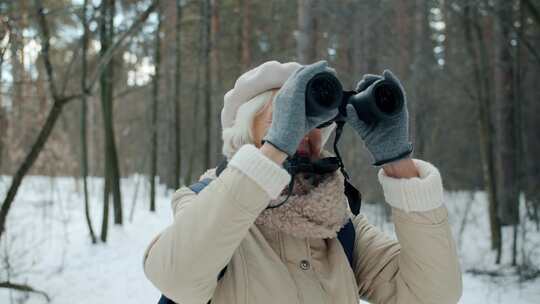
0;175;539;304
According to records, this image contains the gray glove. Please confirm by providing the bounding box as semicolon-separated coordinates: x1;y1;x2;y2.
264;60;339;156
345;70;413;166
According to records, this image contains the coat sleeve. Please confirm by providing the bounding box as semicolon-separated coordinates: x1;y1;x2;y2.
142;144;290;304
352;159;462;304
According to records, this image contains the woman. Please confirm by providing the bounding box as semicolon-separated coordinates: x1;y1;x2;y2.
143;60;462;304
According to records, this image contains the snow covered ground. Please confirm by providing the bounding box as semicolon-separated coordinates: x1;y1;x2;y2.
0;175;539;304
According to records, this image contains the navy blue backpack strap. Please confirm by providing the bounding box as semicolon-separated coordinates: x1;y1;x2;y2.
337;219;356;270
188;177;214;194
157;295;174;304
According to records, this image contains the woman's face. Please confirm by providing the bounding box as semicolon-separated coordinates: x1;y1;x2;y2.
251;90;322;160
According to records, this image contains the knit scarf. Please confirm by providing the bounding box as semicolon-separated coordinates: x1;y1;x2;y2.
254;169;351;239
199;163;351;239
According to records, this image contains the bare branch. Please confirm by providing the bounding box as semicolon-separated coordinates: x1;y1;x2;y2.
0;281;50;302
522;0;540;25
86;0;159;92
34;0;60;100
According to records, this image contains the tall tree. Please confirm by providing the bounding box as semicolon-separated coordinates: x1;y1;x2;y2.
494;0;519;226
173;0;183;189
463;3;502;263
81;0;97;243
494;0;520;266
150;7;162;212
409;0;434;157
211;0;222;163
202;0;212;169
240;0;252;69
297;0;317;64
0;21;6;172
100;0;123;242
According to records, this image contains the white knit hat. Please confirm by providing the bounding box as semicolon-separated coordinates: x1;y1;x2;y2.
221;60;302;129
221;60;337;148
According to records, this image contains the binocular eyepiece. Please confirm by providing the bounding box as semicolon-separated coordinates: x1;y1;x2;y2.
305;72;404;126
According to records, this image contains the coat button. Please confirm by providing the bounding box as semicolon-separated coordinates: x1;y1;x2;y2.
299;259;311;270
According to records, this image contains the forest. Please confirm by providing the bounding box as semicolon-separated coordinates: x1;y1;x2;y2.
0;0;539;303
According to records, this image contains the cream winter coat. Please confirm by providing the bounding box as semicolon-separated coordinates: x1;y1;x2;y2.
143;144;462;304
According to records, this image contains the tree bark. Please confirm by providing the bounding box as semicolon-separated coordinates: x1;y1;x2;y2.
99;0;123;227
463;4;502;263
297;0;317;64
203;0;212;169
240;0;252;69
173;0;183;189
81;0;97;243
150;7;162;212
211;0;222;164
494;0;519;226
0;61;5;172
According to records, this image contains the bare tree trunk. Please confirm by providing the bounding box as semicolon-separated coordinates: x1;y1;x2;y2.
81;0;97;244
211;0;222;163
522;0;540;25
409;0;434;157
150;7;162;212
202;0;212;169
99;0;123;227
297;0;317;64
463;4;502;263
494;0;519;226
0;61;4;172
515;0;530;265
173;0;183;189
186;0;205;184
100;0;113;242
240;0;252;69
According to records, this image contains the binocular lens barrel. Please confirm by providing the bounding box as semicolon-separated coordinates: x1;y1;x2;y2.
305;72;343;118
372;81;403;115
346;79;404;124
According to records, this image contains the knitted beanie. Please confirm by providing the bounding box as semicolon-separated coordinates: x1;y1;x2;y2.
221;61;302;129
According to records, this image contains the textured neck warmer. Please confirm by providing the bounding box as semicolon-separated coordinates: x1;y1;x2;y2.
254;170;350;239
199;160;351;239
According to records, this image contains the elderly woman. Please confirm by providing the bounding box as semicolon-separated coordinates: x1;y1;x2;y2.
143;61;462;304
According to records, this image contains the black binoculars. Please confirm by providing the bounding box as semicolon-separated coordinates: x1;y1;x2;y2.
305;72;404;127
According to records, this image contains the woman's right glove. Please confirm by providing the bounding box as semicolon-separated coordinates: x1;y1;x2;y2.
345;70;413;166
263;60;339;157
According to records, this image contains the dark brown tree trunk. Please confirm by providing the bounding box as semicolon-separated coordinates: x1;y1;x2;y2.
409;0;433;157
211;0;222;163
297;0;317;64
203;0;212;169
99;0;123;228
240;0;252;70
150;7;162;212
494;0;519;226
173;0;183;189
463;4;502;263
0;56;5;172
81;0;97;243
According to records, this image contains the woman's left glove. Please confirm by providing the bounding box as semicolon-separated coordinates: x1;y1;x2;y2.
345;70;413;166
